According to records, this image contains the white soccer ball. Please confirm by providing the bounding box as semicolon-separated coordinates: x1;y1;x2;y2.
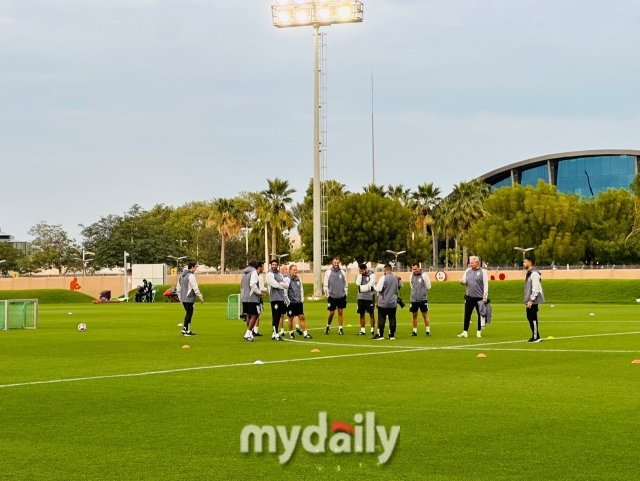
78;323;87;331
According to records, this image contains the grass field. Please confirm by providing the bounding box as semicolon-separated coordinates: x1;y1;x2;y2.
1;301;640;480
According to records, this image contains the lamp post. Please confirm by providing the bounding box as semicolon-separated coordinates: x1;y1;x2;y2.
271;253;290;264
74;249;95;277
514;247;534;266
386;250;406;273
168;255;187;274
123;251;129;301
271;0;364;297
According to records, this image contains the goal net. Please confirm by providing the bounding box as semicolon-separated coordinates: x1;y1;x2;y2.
0;299;39;331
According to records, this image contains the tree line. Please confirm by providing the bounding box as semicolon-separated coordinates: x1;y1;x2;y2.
3;174;640;276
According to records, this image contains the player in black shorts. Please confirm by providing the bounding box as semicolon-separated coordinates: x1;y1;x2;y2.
355;263;376;336
409;263;432;336
323;257;348;335
285;265;313;339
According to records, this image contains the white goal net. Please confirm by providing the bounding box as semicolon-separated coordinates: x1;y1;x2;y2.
0;299;39;331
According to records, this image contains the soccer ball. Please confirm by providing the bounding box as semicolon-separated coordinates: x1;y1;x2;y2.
78;323;87;331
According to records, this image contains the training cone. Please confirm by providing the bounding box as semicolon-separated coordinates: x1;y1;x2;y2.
477;353;487;358
177;323;183;327
590;313;595;316
346;324;353;327
253;360;264;365
632;360;640;364
547;336;555;340
182;345;190;349
311;349;321;353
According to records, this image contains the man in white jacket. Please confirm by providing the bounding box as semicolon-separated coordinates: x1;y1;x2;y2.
355;263;376;336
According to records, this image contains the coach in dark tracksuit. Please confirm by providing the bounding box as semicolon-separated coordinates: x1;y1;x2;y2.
374;264;402;340
458;256;488;339
524;256;545;343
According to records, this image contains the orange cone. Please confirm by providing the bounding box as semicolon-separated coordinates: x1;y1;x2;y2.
632;360;640;364
311;349;320;353
477;353;487;358
182;345;190;349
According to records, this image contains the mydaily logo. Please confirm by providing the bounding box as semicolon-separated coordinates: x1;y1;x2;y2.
240;412;400;464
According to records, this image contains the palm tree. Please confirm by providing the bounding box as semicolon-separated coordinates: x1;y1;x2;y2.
387;184;412;206
207;198;243;274
434;198;455;267
263;178;296;257
412;182;442;267
363;183;387;197
449;179;490;266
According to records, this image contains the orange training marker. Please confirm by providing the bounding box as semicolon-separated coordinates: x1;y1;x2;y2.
477;353;487;358
632;360;640;364
182;345;190;349
311;349;320;353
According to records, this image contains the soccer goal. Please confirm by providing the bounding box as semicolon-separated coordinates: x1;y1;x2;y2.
226;294;241;320
0;299;39;331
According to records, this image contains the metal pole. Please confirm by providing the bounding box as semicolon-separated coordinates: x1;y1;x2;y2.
264;224;269;263
313;22;322;297
123;252;128;301
245;224;249;258
371;72;375;185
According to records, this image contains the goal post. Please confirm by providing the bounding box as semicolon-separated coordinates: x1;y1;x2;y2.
226;294;241;320
1;299;39;331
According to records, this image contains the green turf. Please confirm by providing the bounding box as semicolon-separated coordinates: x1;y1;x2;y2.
0;289;95;304
1;302;640;480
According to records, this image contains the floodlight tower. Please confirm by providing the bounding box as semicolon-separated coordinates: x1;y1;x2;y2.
271;0;364;297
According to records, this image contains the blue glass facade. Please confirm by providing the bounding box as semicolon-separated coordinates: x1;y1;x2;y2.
556;155;636;197
491;176;512;191
520;164;549;187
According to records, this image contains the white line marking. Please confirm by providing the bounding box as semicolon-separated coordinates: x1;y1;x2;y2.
454;348;640;354
285;338;419;350
0;348;425;390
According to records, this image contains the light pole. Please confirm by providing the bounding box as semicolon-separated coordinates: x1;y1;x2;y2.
168;255;187;274
386;250;406;273
74;249;95;277
271;253;290;264
241;224;251;263
123;251;129;301
514;247;534;266
272;0;364;297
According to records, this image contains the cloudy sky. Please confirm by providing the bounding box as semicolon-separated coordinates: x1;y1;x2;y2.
2;0;640;241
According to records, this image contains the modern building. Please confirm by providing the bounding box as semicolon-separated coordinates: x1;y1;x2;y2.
481;149;640;197
0;232;30;255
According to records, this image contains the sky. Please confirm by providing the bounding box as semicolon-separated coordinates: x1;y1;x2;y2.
2;0;640;241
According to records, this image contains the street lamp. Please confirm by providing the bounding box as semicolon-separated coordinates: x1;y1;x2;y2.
271;253;290;263
168;255;187;274
271;0;364;298
74;249;95;277
514;247;534;264
123;251;130;301
386;250;406;272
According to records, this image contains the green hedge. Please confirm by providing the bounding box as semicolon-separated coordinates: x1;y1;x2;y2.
151;279;640;305
0;289;96;304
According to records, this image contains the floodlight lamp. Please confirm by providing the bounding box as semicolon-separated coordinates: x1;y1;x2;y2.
295;10;308;21
338;6;351;18
318;7;331;20
278;11;291;22
277;0;288;4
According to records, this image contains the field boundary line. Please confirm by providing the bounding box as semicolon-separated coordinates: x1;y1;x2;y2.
453;347;640;354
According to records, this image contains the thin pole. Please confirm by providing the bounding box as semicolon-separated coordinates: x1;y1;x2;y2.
313;22;322;297
264;224;269;263
371;72;375;185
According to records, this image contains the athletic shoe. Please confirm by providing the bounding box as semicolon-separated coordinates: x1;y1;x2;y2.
526;337;535;343
373;333;381;339
534;337;542;343
388;336;395;340
476;331;482;338
374;336;385;341
243;336;254;342
183;331;197;337
296;327;303;335
273;336;284;341
338;329;345;335
289;333;296;340
253;332;264;337
325;326;330;335
411;332;417;337
457;332;468;338
426;331;431;337
304;334;314;339
356;331;367;336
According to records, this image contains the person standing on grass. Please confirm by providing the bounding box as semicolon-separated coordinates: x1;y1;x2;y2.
278;264;292;339
324;257;348;335
374;264;402;340
251;261;267;338
457;256;488;339
241;259;263;342
178;263;204;337
409;263;432;337
266;259;288;341
524;256;545;343
355;263;376;336
285;264;313;339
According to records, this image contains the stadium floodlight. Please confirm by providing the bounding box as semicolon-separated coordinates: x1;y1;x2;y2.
271;0;364;299
386;250;406;272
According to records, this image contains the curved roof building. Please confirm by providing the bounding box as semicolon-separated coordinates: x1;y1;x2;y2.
481;149;640;197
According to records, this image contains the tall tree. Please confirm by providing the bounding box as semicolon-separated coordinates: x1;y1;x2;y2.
262;178;296;258
28;222;80;276
449;178;490;266
0;242;22;275
362;183;387;197
412;182;442;267
387;184;412;207
207;198;243;273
